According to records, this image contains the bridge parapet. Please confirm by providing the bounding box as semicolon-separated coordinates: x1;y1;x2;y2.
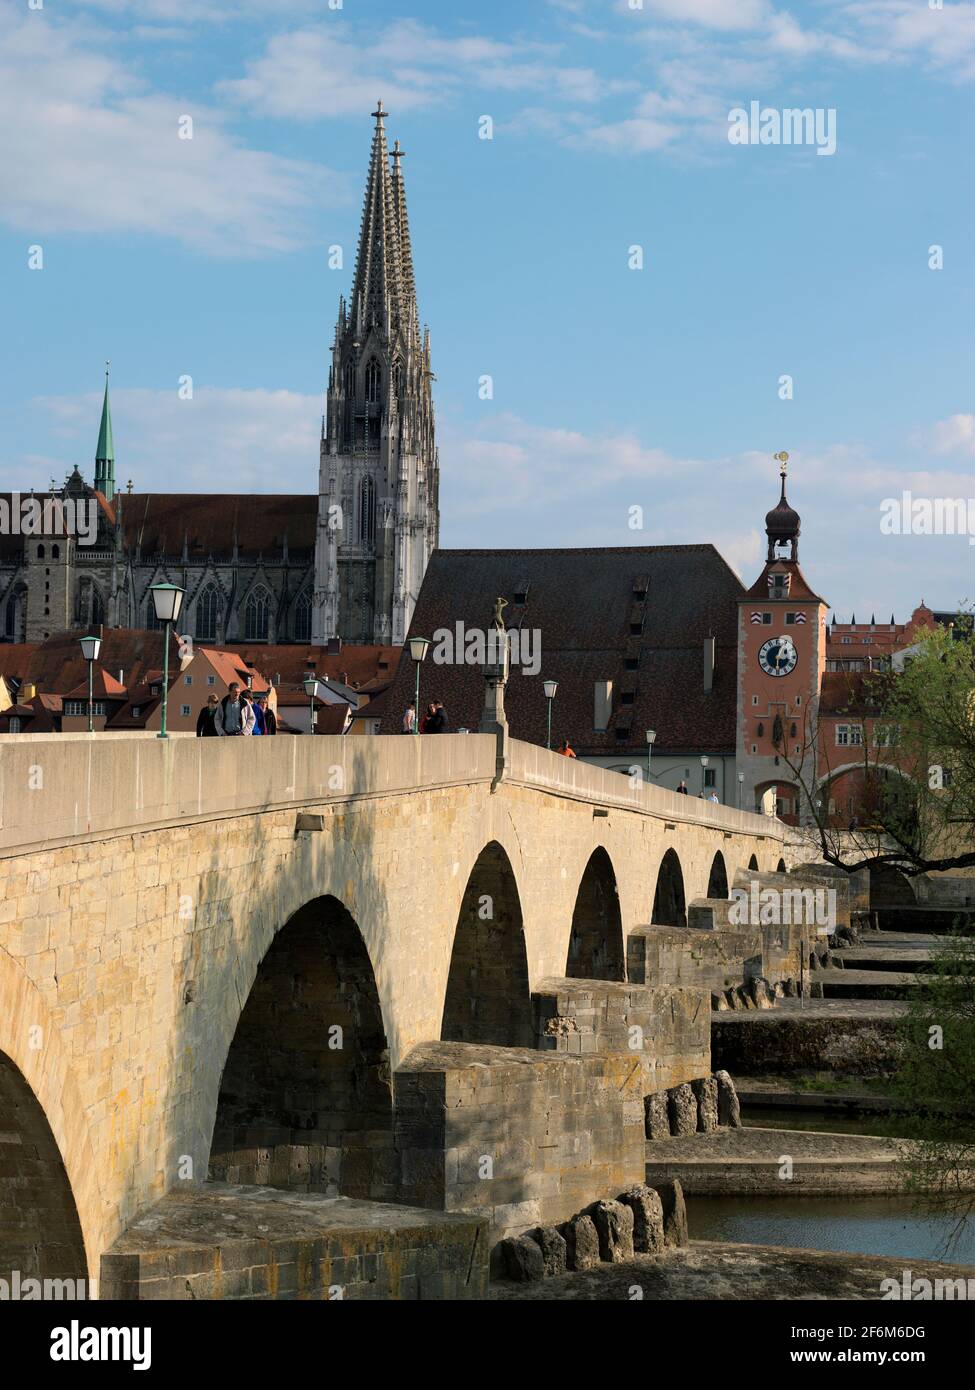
0;731;784;857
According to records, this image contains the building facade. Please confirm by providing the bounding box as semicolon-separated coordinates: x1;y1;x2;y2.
0;106;439;651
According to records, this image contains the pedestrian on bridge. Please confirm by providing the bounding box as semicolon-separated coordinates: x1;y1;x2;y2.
196;694;221;737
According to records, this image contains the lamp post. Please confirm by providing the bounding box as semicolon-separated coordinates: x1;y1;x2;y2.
700;754;709;797
737;771;744;809
408;636;430;734
303;677;322;735
645;729;656;783
79;634;101;734
543;680;558;749
149;582;184;740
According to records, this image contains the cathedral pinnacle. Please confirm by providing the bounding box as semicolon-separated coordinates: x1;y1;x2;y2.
94;361;116;502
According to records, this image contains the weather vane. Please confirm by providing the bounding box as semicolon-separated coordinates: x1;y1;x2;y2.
774;450;789;478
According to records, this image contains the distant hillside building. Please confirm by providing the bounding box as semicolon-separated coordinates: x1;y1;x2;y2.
0;105;438;650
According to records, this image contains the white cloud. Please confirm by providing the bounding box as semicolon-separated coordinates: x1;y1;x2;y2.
635;0;771;32
919;414;975;459
23;386;321;494
0;9;338;254
218;21;617;121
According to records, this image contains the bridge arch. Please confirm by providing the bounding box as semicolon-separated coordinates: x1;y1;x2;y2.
651;847;687;927
441;840;533;1048
565;848;625;981
706;850;729;899
776;857;787;873
208;894;393;1199
747;854;759;871
0;951;98;1283
0;1053;87;1290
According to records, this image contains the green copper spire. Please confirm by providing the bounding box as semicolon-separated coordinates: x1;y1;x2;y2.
94;361;115;501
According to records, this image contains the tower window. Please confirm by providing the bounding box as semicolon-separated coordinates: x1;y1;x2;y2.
365;359;381;404
52;545;60;559
358;476;376;545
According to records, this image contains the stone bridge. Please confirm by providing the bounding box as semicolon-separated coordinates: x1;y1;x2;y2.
0;732;789;1293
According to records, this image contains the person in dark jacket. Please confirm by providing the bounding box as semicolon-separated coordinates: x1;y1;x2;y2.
196;694;221;737
676;780;689;794
426;700;448;733
257;694;276;735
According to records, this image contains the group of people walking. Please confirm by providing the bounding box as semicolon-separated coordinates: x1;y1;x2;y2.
401;699;448;734
196;682;277;737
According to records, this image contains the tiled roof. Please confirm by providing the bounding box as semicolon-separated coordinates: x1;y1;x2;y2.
742;559;826;603
224;643;401;692
380;546;744;756
0;629;178;697
195;647;270;693
122;494;317;559
64;668;127;700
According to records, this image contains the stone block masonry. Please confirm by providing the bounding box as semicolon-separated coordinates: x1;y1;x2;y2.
393;1041;645;1258
628;924;764;994
531;977;710;1092
0;732;783;1284
100;1185;488;1300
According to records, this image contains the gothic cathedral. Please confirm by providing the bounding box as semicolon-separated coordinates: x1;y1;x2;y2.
313;102;440;646
0;107;439;650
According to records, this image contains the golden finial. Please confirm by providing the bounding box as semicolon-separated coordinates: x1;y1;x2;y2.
774;450;789;478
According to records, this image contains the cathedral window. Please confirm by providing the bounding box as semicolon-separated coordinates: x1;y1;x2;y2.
195;584;219;642
358;476;376;545
365;359;381;404
145;599;162;631
245;586;271;642
5;587;26;642
293;591;312;642
345;362;355;397
391;359;401;398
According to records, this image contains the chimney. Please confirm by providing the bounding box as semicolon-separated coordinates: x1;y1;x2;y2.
703;636;715;693
594;679;613;732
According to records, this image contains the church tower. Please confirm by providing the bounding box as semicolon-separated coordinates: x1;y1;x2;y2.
313;103;440;646
736;454;828;822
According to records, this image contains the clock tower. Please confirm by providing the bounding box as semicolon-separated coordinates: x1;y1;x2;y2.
736;454;828;822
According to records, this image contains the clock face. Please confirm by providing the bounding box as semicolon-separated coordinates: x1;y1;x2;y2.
758;635;798;677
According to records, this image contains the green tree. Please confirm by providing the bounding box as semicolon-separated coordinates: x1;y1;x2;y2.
782;617;975;874
890;929;975;1246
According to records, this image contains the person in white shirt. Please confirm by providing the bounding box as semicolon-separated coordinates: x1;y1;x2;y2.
239;692;257;735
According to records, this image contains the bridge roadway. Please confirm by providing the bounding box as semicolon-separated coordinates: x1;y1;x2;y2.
0;731;785;1284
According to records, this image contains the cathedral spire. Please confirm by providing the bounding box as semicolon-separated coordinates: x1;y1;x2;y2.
349;101;401;337
94;361;116;502
390;139;419;340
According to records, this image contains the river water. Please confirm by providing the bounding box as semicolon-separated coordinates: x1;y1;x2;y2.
688;1195;975;1266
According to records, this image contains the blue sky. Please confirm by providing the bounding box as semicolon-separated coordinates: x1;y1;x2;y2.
2;0;974;619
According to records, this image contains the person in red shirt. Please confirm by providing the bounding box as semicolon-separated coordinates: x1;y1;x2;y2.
557;739;576;758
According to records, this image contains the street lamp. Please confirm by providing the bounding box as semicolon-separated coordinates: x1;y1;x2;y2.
78;634;101;734
645;729;656;783
700;754;709;797
303;677;322;735
149;582;184;740
737;770;744;809
408;636;430;735
543;680;558;749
